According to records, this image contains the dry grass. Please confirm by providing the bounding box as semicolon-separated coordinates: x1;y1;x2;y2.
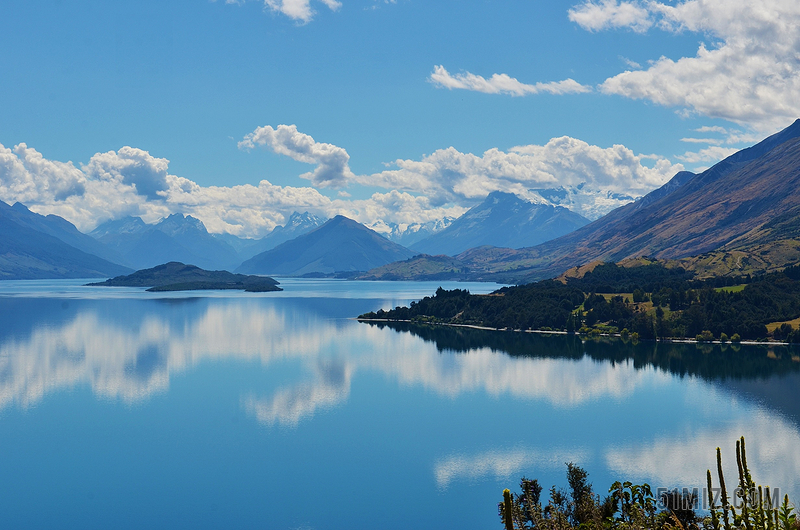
766;316;800;332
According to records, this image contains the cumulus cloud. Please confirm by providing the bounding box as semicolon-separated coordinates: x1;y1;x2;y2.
85;146;169;201
0;143;86;203
0;144;168;230
239;124;355;187
429;65;591;96
570;0;800;131
0;140;333;236
362;137;683;219
0;125;685;236
237;124;681;220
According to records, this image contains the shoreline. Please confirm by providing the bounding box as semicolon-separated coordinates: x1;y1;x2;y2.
355;318;792;346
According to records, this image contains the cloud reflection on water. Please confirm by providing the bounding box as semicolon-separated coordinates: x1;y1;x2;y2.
604;412;800;494
434;446;590;489
242;359;352;426
0;295;799;500
0;299;670;415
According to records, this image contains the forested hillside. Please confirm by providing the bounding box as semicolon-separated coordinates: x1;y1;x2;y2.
360;263;800;342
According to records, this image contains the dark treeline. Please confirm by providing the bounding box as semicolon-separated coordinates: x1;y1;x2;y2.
363;281;584;331
359;263;800;341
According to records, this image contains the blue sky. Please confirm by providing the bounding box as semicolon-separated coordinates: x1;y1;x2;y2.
1;0;797;237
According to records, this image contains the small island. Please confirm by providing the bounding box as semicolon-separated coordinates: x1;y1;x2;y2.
87;261;282;292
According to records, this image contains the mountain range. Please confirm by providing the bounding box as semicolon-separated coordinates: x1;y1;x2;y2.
4;119;800;282
365;119;800;282
409;191;589;256
373;218;456;248
91;214;242;271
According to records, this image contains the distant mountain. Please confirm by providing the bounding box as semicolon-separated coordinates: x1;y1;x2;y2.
232;212;327;261
410;191;589;256
529;186;637;220
0;201;132;280
5;202;127;265
236;215;416;275
371;218;455;248
90;216;147;239
90;214;240;271
89;262;281;292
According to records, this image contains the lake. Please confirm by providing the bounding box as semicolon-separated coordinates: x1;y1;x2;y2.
0;278;798;529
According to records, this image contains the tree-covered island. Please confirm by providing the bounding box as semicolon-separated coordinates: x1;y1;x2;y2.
88;261;282;292
359;261;800;342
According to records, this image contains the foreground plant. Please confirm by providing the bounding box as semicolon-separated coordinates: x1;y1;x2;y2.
499;437;797;530
706;437;797;530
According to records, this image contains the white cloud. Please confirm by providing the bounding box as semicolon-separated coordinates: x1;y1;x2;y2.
574;0;800;131
332;190;467;229
219;0;341;23
0;140;333;237
569;0;653;32
676;145;738;164
264;0;341;23
0;143;86;203
679;137;723;145
239;124;355;187
364;137;683;218
0;125;685;236
429;65;591;97
695;125;728;134
619;56;642;69
85;146;170;201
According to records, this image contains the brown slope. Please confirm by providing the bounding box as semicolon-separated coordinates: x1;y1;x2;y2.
456;120;800;282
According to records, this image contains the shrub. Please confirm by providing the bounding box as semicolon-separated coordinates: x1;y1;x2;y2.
696;330;714;342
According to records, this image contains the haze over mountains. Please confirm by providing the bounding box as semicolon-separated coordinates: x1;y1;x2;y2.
0;201;131;280
0;188;594;279
3;120;800;282
91;214;241;271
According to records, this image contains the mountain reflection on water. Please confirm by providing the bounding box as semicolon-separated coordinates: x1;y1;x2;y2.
1;285;799;528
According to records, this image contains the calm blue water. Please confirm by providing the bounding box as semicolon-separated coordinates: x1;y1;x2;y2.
0;278;798;529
